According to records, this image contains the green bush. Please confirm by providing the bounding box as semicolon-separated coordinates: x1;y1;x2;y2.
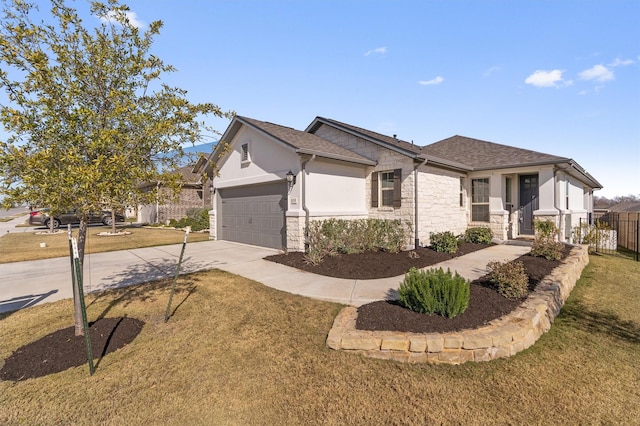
464;227;493;244
487;260;529;299
304;218;408;265
398;267;470;318
170;208;210;232
530;219;563;261
429;231;459;253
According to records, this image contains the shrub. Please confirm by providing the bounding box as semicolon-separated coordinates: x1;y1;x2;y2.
304;218;408;265
572;220;615;252
429;231;459;253
398;267;470;318
530;219;563;261
464;227;493;244
169;208;210;232
487;260;529;299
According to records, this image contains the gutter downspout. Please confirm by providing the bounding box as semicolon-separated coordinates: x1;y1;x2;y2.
414;158;428;249
301;154;316;252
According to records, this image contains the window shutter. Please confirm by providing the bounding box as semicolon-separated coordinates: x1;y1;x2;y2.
371;172;379;208
393;168;402;208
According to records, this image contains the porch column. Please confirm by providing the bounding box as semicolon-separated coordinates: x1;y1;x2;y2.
489;172;508;240
533;166;560;237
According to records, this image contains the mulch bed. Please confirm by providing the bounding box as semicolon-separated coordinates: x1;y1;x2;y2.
265;242;494;279
267;242;572;334
0;317;144;382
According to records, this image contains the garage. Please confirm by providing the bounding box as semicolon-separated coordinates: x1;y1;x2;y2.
217;182;287;249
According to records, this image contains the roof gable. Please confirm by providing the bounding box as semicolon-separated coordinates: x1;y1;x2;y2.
421;135;569;170
216;116;376;166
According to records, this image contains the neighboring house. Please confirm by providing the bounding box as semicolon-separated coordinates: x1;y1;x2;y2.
196;115;602;250
138;161;212;224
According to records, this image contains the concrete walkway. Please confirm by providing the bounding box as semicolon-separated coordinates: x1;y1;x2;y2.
0;239;530;314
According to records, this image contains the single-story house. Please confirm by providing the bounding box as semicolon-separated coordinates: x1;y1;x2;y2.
197;115;602;250
138;161;212;224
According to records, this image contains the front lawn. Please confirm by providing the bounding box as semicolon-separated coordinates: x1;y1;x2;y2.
0;226;210;263
0;253;638;424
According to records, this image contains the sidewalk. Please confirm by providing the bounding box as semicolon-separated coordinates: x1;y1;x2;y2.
0;240;531;314
0;213;32;237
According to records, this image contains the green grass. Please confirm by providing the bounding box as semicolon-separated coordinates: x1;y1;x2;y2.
0;226;211;263
0;254;639;425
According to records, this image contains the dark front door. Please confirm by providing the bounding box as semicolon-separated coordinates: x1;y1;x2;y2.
519;174;539;235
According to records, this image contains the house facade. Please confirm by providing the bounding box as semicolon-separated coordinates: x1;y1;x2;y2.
199;116;601;251
138;163;212;224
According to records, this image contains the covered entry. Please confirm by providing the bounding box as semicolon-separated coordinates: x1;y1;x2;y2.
519;174;539;235
218;182;287;249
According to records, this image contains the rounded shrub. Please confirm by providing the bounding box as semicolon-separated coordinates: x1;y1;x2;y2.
429;231;459;253
464;227;493;244
398;267;470;318
487;260;529;299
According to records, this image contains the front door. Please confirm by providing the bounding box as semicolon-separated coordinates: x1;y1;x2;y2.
519;174;539;235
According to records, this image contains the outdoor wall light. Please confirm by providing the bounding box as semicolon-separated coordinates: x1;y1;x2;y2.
286;170;296;189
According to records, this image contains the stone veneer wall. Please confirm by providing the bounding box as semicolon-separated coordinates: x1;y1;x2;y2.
326;245;589;364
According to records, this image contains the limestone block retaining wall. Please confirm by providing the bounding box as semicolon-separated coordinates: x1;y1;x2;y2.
326;245;589;364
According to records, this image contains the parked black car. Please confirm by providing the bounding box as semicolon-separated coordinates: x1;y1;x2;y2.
29;208;125;229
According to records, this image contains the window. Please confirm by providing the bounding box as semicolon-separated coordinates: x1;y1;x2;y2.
565;179;569;209
241;142;250;163
471;178;490;222
460;177;465;207
371;169;401;208
505;177;512;204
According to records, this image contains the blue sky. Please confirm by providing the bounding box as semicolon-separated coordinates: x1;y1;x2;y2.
5;0;640;198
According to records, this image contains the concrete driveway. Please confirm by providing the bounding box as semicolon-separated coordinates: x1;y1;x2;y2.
0;239;531;314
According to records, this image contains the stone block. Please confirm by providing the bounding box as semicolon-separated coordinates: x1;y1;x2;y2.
341;334;380;351
443;335;463;349
491;330;514;347
381;337;410;351
462;333;492;349
409;336;427;353
326;328;343;350
491;346;510;359
439;350;462;364
510;340;525;355
408;352;430;364
426;335;444;352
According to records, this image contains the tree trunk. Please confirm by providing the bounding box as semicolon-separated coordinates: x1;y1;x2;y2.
111;210;116;234
73;219;88;336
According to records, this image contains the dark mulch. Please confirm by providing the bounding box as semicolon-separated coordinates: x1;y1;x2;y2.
357;245;572;333
265;242;494;279
267;241;572;334
0;317;144;382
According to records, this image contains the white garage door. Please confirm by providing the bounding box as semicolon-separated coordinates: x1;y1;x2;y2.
218;182;287;249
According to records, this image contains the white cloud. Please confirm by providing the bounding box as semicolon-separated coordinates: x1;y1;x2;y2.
579;64;614;82
364;47;387;56
100;10;146;29
418;76;444;86
524;69;571;88
608;57;634;67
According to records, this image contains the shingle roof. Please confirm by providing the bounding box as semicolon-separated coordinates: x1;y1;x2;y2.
238;116;376;165
421;135;569;170
308;117;424;157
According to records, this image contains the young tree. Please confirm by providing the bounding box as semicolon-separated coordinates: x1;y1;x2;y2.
0;0;230;334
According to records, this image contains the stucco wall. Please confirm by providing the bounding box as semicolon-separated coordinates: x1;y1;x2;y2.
214;126;299;189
